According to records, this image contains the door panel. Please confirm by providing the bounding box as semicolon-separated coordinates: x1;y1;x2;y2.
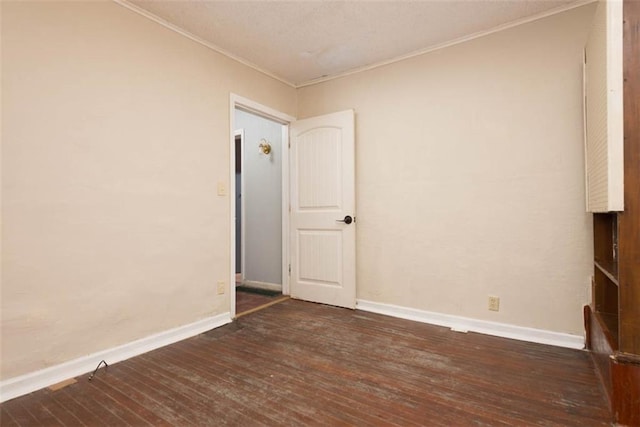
298;230;342;285
297;127;342;209
290;110;355;309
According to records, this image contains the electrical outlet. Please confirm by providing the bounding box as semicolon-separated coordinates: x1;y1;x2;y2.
217;280;226;295
488;296;500;312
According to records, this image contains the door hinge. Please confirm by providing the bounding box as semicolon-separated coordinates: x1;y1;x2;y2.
288;264;291;275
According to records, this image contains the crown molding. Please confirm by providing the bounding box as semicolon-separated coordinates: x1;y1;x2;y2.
112;0;296;88
298;0;597;88
113;0;595;89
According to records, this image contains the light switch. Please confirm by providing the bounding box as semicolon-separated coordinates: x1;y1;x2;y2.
217;182;226;196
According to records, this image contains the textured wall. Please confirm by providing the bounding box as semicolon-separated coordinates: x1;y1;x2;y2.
1;0;600;384
297;4;596;336
1;1;295;380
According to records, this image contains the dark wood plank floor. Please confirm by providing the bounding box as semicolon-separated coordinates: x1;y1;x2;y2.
235;288;283;316
1;300;611;426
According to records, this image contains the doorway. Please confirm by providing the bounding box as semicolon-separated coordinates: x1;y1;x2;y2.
229;95;357;318
230;96;294;318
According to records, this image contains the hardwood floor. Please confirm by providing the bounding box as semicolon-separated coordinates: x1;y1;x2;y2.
1;300;611;426
235;288;284;316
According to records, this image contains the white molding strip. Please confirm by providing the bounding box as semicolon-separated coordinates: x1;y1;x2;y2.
241;280;282;293
356;300;585;350
112;0;295;88
231;94;296;124
0;313;232;403
113;0;594;89
298;0;597;88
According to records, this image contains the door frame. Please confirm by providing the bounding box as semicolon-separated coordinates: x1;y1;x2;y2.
229;94;295;319
234;129;245;285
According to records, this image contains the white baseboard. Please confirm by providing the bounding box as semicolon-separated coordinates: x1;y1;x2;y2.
0;312;232;403
240;280;282;292
356;300;584;350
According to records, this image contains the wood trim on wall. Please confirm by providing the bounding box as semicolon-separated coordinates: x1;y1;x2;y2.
619;0;640;357
585;2;640;425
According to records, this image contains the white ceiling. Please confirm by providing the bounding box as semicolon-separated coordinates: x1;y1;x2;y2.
125;0;584;87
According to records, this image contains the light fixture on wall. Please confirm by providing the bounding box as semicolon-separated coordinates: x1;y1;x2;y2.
258;139;272;155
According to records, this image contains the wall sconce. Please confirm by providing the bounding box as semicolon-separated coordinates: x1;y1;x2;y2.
258;139;272;155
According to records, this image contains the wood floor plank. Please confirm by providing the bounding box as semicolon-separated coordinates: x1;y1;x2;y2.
116;358;272;426
0;406;19;427
239;301;610;425
84;379;154;426
83;367;193;426
52;387;109;427
104;363;219;426
1;398;39;426
189;332;445;425
236;289;283;315
128;353;275;426
19;393;62;427
140;348;324;426
38;391;87;426
214;317;509;425
89;375;173;426
57;383;131;426
159;339;379;426
233;306;527;423
0;299;611;426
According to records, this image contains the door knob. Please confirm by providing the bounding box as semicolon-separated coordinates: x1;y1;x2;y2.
336;215;353;224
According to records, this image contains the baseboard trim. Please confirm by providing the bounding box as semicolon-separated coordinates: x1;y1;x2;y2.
240;280;282;292
0;312;232;403
356;300;584;350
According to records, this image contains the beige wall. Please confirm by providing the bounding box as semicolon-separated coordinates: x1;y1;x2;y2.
1;1;296;379
298;4;595;336
2;0;597;382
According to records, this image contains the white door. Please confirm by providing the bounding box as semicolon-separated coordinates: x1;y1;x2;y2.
289;110;356;309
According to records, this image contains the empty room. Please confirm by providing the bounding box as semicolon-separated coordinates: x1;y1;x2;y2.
1;0;638;425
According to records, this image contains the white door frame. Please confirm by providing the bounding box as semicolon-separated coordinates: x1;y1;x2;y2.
234;129;245;285
229;94;295;319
